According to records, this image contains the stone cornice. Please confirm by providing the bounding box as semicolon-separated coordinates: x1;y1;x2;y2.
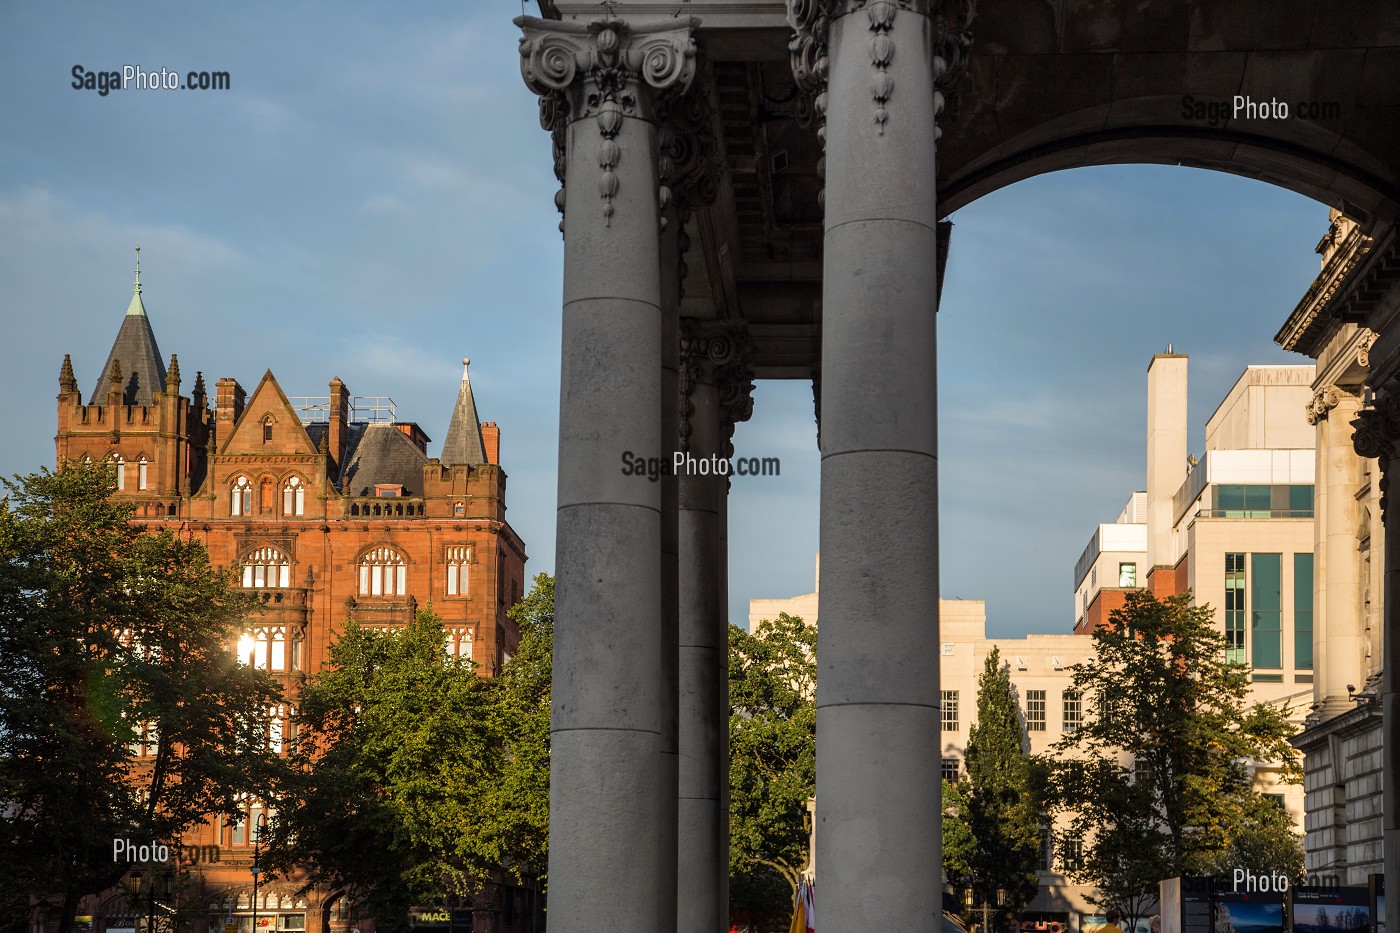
1277;224;1400;357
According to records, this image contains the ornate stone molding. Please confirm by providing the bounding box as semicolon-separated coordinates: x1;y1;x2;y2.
518;15;699;228
1353;394;1400;462
678;320;755;455
786;0;975;204
1358;331;1377;368
1306;384;1361;425
658;85;722;289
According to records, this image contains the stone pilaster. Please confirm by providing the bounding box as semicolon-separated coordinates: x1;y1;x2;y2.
788;1;972;929
1351;394;1400;933
1309;385;1366;715
516;16;697;933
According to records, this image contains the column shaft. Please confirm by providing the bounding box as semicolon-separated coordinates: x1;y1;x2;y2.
1323;394;1364;714
817;3;942;929
1384;455;1399;933
660;215;682;933
677;368;726;933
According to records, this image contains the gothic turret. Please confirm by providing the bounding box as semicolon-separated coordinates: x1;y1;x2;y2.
91;246;167;406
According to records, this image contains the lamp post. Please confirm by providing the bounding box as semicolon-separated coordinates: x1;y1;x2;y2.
251;813;268;933
964;886;1007;933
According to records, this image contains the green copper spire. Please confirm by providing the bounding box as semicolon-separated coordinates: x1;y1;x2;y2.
126;244;146;317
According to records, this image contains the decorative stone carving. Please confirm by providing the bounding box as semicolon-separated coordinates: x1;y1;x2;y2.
1306;384;1362;424
1358;331;1377;368
517;15;699;228
678;320;755;455
658;84;722;290
785;0;976;203
1353;393;1400;461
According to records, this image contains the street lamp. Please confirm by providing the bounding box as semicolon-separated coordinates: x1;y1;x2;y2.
964;886;1007;933
251;813;268;933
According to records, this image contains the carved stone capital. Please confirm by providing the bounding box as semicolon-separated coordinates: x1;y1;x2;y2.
786;0;975;205
1358;331;1376;368
678;320;755;455
1352;393;1400;461
518;15;699;227
1306;384;1361;425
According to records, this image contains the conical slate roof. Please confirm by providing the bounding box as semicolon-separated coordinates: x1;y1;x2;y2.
440;356;487;467
92;250;166;406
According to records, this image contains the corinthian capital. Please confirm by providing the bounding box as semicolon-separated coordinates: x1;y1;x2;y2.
678;320;755;455
517;16;699;121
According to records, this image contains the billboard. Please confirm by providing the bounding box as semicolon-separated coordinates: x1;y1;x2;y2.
1291;886;1370;933
1213;891;1285;933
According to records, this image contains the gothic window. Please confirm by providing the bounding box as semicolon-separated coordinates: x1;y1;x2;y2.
359;546;406;596
446;545;470;596
453;501;465;517
283;476;305;516
446;627;474;661
266;703;295;753
111;453;125;490
137;455;148;491
231;476;252;516
262;416;274;444
238;626;289;670
241;546;290;589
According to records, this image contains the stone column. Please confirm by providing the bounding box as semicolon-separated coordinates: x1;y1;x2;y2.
660;212;681;933
1310;386;1365;715
516;17;697;933
787;1;971;928
677;325;726;933
1352;400;1399;933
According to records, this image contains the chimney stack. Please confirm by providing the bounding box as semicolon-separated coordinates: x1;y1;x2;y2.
328;378;350;476
215;378;246;427
481;421;500;464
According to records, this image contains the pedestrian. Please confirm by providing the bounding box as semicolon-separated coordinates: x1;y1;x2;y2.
1101;911;1126;933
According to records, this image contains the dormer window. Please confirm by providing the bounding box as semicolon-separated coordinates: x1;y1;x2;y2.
262;416;274;444
374;484;404;498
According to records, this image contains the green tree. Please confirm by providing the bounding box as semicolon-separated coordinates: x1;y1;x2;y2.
728;613;817;929
480;573;554;882
267;609;503;931
1043;590;1304;925
0;462;281;932
963;645;1041;928
941;777;975;889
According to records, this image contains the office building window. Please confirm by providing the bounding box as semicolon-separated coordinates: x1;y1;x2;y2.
1294;552;1313;670
1090;567;1097;588
1225;553;1246;665
941;757;960;785
1062;690;1082;733
1251;553;1282;670
1026;690;1046;732
941;690;959;732
1059;836;1084;873
1118;563;1137;587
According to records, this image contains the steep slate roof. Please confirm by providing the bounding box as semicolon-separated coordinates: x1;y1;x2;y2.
92;252;166;406
440;356;487;467
338;423;429;496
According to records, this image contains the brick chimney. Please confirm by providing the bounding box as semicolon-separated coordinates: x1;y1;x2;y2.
215;377;245;427
328;378;350;476
481;421;500;464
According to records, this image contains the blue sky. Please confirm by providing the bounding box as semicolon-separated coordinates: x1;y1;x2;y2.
0;1;1325;637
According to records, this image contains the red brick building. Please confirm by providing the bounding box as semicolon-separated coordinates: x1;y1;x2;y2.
56;259;530;933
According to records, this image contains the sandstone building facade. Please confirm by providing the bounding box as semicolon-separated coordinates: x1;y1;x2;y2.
56;261;528;933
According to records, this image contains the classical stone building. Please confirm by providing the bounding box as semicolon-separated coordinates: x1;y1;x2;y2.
511;4;1400;932
1277;211;1388;885
56;259;529;933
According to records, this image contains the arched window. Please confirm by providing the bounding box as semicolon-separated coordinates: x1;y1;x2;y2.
262;416;274;444
137;455;148;491
241;546;290;589
111;453;125;491
283;476;305;516
446;627;474;661
446;545;470;596
231;476;252;516
359;546;406;596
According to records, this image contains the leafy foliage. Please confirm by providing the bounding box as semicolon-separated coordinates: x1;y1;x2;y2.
728;613;817;928
0;462;281;930
266;609;502;930
963;646;1041;925
1042;590;1304;924
941;777;975;889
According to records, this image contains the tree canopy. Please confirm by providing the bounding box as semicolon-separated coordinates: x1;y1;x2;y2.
728;613;817;929
0;462;281;933
1042;590;1304;924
